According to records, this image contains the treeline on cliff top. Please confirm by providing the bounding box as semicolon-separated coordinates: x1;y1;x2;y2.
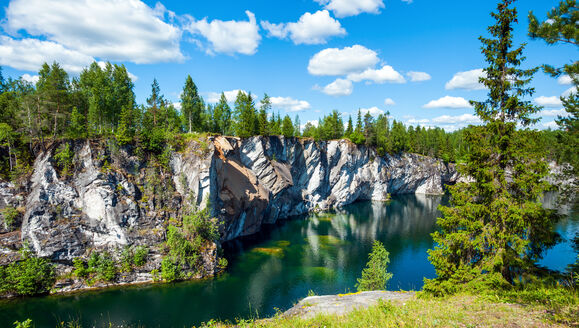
0;57;567;182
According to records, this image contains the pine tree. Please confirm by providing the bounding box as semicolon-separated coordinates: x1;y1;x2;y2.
213;93;231;135
68;107;87;139
37;62;71;140
146;79;163;127
356;241;393;292
181;75;203;133
294;115;301;137
258;94;271;136
281;115;294;138
425;0;559;295
345;116;353;138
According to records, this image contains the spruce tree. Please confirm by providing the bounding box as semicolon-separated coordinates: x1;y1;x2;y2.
425;0;559;295
258;94;271;136
181;75;203;133
213;93;231;135
345;116;353;139
281;115;294;138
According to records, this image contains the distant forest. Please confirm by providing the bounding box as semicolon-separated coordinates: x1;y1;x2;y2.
0;61;566;181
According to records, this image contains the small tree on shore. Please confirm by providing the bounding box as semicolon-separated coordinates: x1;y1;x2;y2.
356;240;393;291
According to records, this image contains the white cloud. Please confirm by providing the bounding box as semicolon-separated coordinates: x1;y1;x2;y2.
261;10;346;45
538;108;568;117
563;86;577;97
20;73;39;84
384;98;395;106
270;96;311;112
405;113;481;131
308;45;379;76
423;96;472;109
401;0;413;3
431;113;480;124
5;0;183;64
316;78;353;96
541;121;559;129
206;89;247;103
186;11;261;55
302;120;319;129
558;75;573;85
314;0;385;18
445;69;486;90
347;65;406;84
360;106;385;116
127;72;139;82
173;102;182;110
407;71;431;82
0;36;95;73
534;96;562;107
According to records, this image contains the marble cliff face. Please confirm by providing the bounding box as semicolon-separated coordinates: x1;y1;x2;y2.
0;136;457;273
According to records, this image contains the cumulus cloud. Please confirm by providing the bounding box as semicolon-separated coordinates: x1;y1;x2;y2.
206;89;247;103
308;45;379;76
314;0;385;18
563;86;577;97
0;36;95;73
261;10;346;45
534;96;562;107
423;96;472;109
384;98;395;106
407;71;431;82
186;11;261;55
347;65;406;84
558;75;573;85
270;96;311;112
538;108;568;117
406;113;481;131
360;106;385;116
4;0;183;64
445;69;486;90
316;78;353;96
20;73;39;84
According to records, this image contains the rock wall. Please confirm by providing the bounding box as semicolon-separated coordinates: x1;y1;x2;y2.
0;136;457;284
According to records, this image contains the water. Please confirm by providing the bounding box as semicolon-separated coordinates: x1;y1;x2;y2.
0;194;576;327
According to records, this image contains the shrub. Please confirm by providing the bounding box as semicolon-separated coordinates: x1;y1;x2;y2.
54;143;74;176
72;258;88;278
356;240;393;292
133;246;148;267
0;256;56;296
2;206;20;231
87;252;116;282
161;257;178;282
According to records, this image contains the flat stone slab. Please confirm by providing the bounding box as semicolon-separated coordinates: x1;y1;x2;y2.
284;291;415;319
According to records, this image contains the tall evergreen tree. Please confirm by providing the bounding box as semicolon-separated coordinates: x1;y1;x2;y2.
425;0;559;295
37;62;71;139
258;94;271;136
213;93;231;135
234;91;257;138
345;115;354;139
146;79;163;127
281;115;294;138
181;75;203;133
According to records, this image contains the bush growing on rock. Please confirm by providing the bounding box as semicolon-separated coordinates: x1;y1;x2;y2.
0;252;56;296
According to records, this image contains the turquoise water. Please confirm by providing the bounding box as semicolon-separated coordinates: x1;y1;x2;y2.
0;194;576;327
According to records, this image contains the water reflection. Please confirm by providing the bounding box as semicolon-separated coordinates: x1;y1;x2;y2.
1;193;576;328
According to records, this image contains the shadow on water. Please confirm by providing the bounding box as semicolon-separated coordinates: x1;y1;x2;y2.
0;193;576;327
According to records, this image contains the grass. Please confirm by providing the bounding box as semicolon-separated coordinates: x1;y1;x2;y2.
197;288;578;328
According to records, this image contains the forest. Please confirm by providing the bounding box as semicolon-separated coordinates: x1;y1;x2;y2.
0;60;567;182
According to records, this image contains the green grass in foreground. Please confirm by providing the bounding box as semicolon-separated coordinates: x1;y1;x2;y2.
198;287;578;328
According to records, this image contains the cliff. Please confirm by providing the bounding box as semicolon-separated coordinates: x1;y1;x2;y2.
0;136;458;293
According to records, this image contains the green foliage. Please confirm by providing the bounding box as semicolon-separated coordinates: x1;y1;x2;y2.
258;94;270;136
2;206;20;231
528;0;577;47
160;256;179;282
87;252;116;282
72;258;88;278
281;115;294;138
0;255;56;296
67;107;87;139
426;0;559;295
234;91;258;138
356;241;393;292
13;319;33;328
181;75;204;133
133;246;149;267
54;143;74;176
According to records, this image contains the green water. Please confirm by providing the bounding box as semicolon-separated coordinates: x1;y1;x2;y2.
0;194;576;327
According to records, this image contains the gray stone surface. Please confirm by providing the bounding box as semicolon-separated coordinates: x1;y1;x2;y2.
284;291;415;319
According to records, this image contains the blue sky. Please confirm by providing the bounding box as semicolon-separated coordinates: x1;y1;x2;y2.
0;0;575;131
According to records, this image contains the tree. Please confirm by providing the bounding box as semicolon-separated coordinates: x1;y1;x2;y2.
425;0;559;295
181;75;203;133
258;94;271;136
282;115;294;137
529;0;578;208
213;93;231;135
345;116;353;139
356;241;393;291
68;107;87;139
234;91;257;138
37;62;71;139
294;114;301;137
0;123;15;171
146;79;163;127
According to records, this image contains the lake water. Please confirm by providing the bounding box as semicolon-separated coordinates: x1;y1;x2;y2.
0;194;577;327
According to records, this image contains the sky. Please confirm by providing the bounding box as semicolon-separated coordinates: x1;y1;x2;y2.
0;0;575;131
